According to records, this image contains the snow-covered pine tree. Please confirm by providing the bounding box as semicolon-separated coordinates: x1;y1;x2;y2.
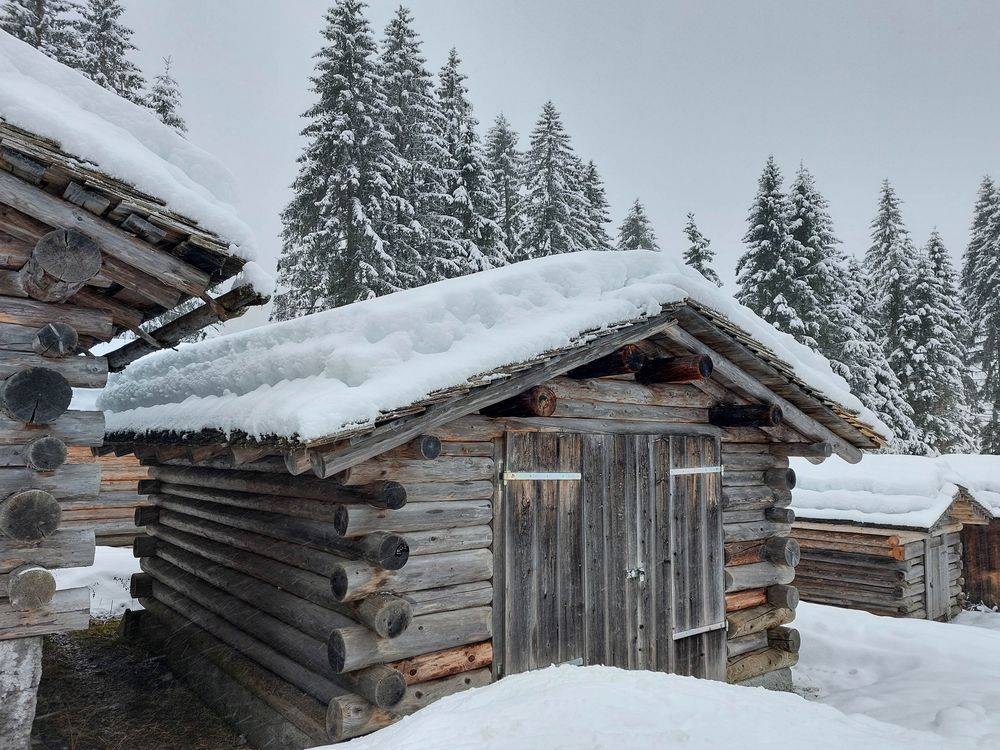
579;160;613;251
829;257;929;454
379;6;449;289
736;156;820;349
961;175;996;311
518;101;590;259
431;48;507;278
616;198;658;251
975;190;1000;451
75;0;146;102
784;164;847;356
484;113;524;259
146;56;186;133
0;0;79;65
271;0;410;320
682;212;721;285
902;231;976;453
864;180;918;350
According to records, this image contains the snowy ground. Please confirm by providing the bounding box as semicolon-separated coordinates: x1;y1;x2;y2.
52;545;142;619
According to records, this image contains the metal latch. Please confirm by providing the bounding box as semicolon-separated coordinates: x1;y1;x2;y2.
625;567;646;582
669;465;724;477
503;471;582;482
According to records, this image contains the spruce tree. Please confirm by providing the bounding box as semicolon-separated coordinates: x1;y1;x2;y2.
736;156;819;349
976;190;1000;452
379;6;447;289
616;199;658;251
75;0;146;103
1;0;79;65
830;258;929;454
579;160;613;251
785;164;844;354
902;232;976;453
146;57;186;134
484;113;524;259
271;0;409;320
518;101;590;258
682;212;721;285
864;180;918;349
431;48;506;277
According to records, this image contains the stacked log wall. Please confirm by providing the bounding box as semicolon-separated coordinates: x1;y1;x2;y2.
132;436;496;745
792;522;964;620
962;520;1000;609
62;447;149;546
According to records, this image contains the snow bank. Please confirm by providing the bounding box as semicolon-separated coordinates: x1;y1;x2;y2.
794;602;1000;746
100;250;887;444
51;545;141;619
0;32;258;261
329;663;940;750
791;453;1000;527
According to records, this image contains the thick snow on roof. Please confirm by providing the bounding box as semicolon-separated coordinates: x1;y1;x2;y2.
327;661;944;750
100;250;888;443
0;32;258;262
791;453;1000;528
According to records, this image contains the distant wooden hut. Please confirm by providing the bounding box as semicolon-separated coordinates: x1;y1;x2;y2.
790;455;993;620
0;36;266;749
102;252;886;748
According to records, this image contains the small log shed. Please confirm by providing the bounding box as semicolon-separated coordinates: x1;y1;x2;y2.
0;36;268;749
944;455;1000;608
101;253;887;748
790;455;994;620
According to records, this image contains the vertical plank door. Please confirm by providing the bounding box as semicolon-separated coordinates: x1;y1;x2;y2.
496;431;724;680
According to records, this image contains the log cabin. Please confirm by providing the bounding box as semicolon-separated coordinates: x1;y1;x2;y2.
0;33;268;748
790;454;995;620
100;251;889;748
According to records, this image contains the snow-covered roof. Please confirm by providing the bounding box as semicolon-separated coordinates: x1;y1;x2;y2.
791;453;1000;529
0;32;262;272
100;250;888;446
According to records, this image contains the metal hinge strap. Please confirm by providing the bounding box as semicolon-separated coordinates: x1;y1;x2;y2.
669;465;724;477
502;471;582;482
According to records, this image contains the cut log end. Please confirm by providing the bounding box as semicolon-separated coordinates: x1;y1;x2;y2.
24;229;103;302
32;322;79;358
7;564;57;610
24;435;67;471
480;385;557;418
0;489;62;541
709;403;783;428
767;584;799;610
328;632;348;674
356;531;410;570
351;665;407;709
565;344;648;379
1;367;73;424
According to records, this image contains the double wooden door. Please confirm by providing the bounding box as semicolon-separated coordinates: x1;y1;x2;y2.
495;432;726;680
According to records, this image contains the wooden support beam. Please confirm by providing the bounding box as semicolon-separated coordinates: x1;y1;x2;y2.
1;366;72;423
0;169;211;297
0;410;104;446
0;351;107;388
0;295;113;340
106;285;268;371
480;385;557;418
709;403;783;428
770;442;833;459
565;344;647;379
635;354;713;384
0;586;89;639
0;528;94;571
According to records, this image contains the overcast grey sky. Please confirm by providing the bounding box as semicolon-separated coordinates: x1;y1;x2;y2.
125;0;1000;300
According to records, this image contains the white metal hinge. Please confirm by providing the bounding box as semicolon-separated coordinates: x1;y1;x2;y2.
502;471;582;483
669;465;724;477
625;567;646;582
672;621;727;640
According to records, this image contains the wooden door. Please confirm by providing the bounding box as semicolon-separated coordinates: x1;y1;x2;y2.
495;432;725;680
924;536;950;621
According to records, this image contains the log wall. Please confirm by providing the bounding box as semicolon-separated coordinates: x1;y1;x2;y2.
63;447;149;546
791;521;964;621
961;520;1000;609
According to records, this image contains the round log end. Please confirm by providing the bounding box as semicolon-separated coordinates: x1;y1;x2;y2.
0;489;62;541
358;665;407;708
697;355;714;379
381;481;407;510
8;565;56;610
330;567;350;601
530;386;557;417
620;344;648;372
767;404;784;426
25;435;68;471
35;229;103;283
368;532;410;570
332;505;349;536
417;435;442;460
32;322;79;358
767;584;799;610
325;694;376;742
766;537;801;567
365;596;413;639
327;631;348;673
1;367;73;424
